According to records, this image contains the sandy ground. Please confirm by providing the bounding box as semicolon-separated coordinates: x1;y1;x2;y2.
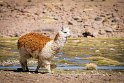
0;70;124;83
0;0;124;38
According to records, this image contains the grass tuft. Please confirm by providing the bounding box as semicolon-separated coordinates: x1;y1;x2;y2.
96;59;120;66
84;56;122;66
85;63;97;70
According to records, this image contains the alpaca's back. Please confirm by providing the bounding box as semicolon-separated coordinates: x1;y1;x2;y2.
18;32;52;52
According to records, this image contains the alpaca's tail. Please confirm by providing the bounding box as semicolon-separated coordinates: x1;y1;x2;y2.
17;40;20;49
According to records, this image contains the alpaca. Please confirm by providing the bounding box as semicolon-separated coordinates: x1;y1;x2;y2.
17;27;71;73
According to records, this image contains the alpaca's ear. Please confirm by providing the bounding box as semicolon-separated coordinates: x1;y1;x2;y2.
61;27;64;31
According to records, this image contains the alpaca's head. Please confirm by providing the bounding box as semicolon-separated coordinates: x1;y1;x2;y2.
59;27;71;38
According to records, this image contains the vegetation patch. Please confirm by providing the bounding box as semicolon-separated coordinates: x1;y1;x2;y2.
96;59;121;66
84;56;122;66
52;59;76;65
85;56;107;61
85;63;97;70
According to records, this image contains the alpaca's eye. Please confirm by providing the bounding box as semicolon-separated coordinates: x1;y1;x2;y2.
64;32;67;33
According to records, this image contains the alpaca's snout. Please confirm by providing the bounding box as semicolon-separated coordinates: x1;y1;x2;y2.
68;34;71;38
68;32;71;37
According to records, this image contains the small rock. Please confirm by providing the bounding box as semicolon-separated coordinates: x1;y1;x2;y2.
104;42;107;44
27;0;32;2
94;17;103;21
99;29;106;35
73;17;79;21
68;21;73;25
36;79;39;82
110;48;115;51
104;27;113;32
95;50;100;52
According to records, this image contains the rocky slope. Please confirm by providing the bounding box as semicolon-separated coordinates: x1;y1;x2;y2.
0;0;124;38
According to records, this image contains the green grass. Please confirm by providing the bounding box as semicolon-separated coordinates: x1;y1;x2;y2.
55;60;75;65
0;37;19;62
83;56;122;66
62;38;124;66
0;37;18;41
96;59;121;66
84;56;109;61
64;38;124;61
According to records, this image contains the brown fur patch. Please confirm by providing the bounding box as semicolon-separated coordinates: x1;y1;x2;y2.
17;32;52;52
54;33;60;41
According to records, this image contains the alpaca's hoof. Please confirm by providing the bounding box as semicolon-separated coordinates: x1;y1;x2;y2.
17;68;23;72
35;71;39;73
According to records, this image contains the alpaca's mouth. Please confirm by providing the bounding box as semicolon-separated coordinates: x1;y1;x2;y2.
66;35;71;39
68;35;71;38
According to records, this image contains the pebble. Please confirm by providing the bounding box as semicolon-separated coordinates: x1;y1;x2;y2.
36;79;39;82
104;42;107;44
95;50;100;53
110;48;115;51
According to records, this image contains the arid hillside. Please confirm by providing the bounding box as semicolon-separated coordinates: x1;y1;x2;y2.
0;0;124;38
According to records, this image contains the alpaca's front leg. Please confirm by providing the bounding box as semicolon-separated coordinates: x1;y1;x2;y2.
35;59;43;73
45;64;51;73
36;59;51;73
35;65;40;73
36;63;51;73
43;60;51;73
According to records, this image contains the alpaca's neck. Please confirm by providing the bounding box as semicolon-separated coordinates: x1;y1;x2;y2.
54;33;67;47
55;36;67;46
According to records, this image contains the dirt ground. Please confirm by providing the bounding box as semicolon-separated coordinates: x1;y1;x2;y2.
0;0;124;38
0;70;124;83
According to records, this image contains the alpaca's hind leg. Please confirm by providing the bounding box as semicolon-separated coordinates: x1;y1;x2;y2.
35;60;40;73
19;47;30;72
20;56;29;72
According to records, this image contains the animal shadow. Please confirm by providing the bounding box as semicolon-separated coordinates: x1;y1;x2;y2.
0;68;49;74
